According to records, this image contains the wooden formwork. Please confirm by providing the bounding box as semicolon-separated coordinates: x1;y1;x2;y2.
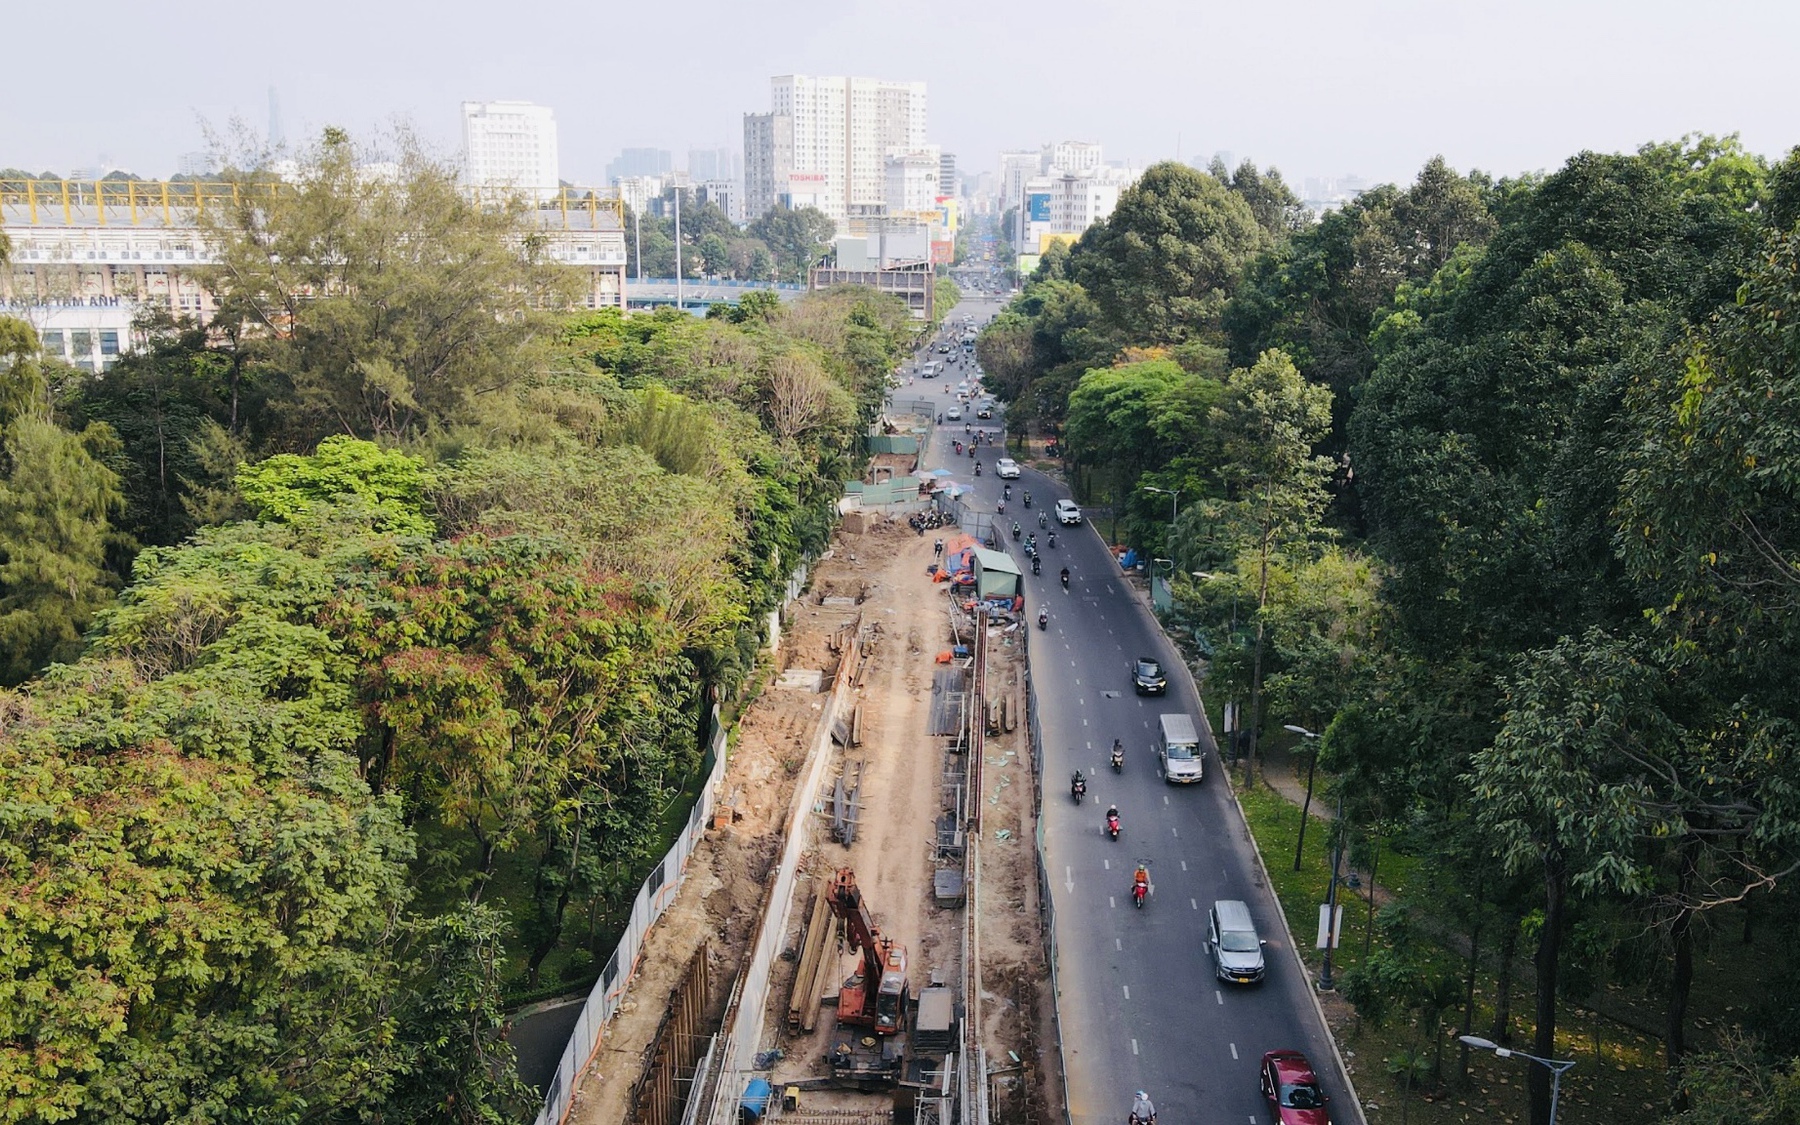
627;947;711;1125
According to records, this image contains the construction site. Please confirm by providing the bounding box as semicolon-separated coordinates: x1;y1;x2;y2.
566;517;1058;1125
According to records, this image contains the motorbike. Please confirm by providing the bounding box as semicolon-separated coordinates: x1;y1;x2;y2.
1032;556;1041;575
1071;771;1087;804
1105;806;1121;840
1130;1094;1157;1125
1023;491;1032;508
1111;741;1124;772
1048;531;1058;549
974;462;982;476
1132;867;1149;908
1038;512;1048;529
1038;609;1048;630
1004;484;1012;500
1011;522;1022;540
1060;568;1070;590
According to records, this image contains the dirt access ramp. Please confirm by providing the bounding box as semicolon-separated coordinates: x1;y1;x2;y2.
565;530;905;1125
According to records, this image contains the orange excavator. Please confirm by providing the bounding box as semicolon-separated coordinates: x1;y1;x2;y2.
825;867;910;1036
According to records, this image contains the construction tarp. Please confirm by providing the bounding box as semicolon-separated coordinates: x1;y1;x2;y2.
938;533;981;583
973;548;1022;600
868;434;920;455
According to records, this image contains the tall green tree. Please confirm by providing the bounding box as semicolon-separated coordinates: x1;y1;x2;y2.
200;127;579;442
748;205;836;283
1206;349;1333;781
1069;161;1267;344
0;319;126;683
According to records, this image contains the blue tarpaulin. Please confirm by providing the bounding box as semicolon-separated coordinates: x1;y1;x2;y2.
739;1078;773;1121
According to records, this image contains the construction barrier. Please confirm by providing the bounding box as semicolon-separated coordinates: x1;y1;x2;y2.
535;707;732;1125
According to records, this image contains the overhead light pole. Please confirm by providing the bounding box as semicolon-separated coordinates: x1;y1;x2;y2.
1459;1036;1576;1125
1317;782;1346;992
1282;724;1321;872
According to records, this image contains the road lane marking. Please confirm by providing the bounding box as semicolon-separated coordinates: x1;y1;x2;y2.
1131;1038;1139;1055
1164;796;1170;806
1116;938;1122;950
1181;860;1188;871
1191;898;1199;910
1110;896;1116;908
1230;1043;1239;1060
1103;859;1110;870
1122;985;1130;999
1171;826;1180;837
1216;991;1224;1005
1065;866;1074;892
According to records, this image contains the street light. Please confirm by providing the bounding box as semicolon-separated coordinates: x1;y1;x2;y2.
1283;725;1321;873
1317;781;1346;992
1141;485;1181;525
1458;1036;1577;1125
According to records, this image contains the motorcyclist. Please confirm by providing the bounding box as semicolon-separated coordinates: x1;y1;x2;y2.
1012;521;1022;540
1132;864;1150;907
1004;484;1012;500
974;461;982;476
1023;490;1032;508
1038;609;1048;630
1060;567;1070;589
1032;555;1041;575
997;500;1005;514
1038;512;1048;529
1130;1091;1157;1125
1105;805;1121;839
1071;770;1086;801
1111;739;1124;770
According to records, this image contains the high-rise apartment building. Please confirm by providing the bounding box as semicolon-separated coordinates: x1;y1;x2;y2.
938;151;959;199
1043;141;1104;175
884;147;941;214
687;147;736;183
462;101;560;199
743;75;927;225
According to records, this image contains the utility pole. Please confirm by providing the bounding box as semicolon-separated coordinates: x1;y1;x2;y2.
674;187;683;312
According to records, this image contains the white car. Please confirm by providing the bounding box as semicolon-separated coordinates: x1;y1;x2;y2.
945;405;963;421
995;458;1022;479
1056;499;1083;525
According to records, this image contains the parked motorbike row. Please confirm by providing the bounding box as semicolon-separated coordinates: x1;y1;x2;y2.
908;509;953;533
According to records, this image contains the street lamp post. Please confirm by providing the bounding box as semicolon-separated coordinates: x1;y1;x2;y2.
1282;724;1320;872
1458;1036;1576;1125
1317;785;1345;992
1141;484;1181;526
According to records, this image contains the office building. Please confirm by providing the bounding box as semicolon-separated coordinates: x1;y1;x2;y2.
1043;141;1103;175
938;152;959;199
608;148;673;183
743;74;927;225
884;147;941;214
687;147;736;183
698;179;740;223
462;100;560;199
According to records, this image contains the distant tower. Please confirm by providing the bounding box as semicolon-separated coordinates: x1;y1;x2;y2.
268;87;286;150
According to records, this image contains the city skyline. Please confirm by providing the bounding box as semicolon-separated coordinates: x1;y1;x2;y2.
4;0;1796;196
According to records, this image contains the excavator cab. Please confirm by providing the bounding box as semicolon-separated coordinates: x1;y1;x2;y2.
826;868;911;1037
875;945;910;1033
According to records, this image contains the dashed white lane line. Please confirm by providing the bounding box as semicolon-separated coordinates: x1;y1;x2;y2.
1103;859;1110;870
1216;991;1225;1005
1230;1043;1239;1060
1172;826;1180;838
1110;896;1117;909
1181;860;1188;871
1116;938;1122;950
1191;898;1199;910
1131;1038;1140;1055
1122;985;1131;999
1164;795;1170;805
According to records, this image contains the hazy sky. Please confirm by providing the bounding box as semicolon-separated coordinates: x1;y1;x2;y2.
6;0;1798;190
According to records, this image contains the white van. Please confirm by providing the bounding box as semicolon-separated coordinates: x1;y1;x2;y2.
1158;713;1203;784
920;361;941;378
1207;900;1266;984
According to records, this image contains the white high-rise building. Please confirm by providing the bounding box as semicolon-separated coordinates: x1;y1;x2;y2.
885;147;942;214
998;151;1040;212
1043;141;1103;175
746;75;927;224
461;100;560;200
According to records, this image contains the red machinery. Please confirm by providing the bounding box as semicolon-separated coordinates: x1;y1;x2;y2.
825;867;910;1036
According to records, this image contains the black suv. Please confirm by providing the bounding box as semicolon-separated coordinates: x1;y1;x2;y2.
1132;657;1166;695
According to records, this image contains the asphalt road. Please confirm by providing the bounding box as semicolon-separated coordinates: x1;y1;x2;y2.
909;300;1354;1125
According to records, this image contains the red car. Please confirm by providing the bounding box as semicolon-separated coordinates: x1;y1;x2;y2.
1260;1050;1331;1124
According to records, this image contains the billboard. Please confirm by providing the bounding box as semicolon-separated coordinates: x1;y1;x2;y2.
1027;192;1051;222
